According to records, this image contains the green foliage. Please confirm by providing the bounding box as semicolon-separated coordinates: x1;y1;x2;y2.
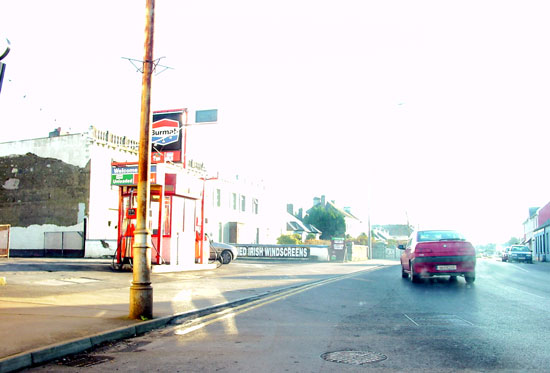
277;234;302;245
304;238;331;246
505;237;521;245
353;232;369;245
304;205;346;240
306;233;316;241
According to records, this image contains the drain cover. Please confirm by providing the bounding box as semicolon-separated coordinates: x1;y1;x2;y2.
321;350;387;365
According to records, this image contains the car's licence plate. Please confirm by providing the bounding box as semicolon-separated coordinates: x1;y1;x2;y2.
436;265;457;271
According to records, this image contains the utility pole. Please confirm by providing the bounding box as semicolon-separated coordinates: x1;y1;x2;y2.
129;0;155;320
368;215;372;260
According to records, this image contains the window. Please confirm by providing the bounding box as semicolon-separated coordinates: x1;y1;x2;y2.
216;189;221;207
218;222;223;242
232;193;237;210
241;195;246;212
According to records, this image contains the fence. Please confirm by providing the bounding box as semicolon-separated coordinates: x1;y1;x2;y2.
44;231;84;258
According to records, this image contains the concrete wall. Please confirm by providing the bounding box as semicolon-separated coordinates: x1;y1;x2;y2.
0;153;90;228
10;223;83;252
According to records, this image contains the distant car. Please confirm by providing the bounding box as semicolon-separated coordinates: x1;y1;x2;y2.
507;245;532;263
398;230;476;284
501;247;511;262
207;235;238;264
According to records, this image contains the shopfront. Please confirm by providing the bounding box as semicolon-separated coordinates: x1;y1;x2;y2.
111;162;207;268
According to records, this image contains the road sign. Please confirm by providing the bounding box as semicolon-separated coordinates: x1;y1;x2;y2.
195;109;218;123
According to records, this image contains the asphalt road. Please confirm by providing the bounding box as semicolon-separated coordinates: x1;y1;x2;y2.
27;258;550;372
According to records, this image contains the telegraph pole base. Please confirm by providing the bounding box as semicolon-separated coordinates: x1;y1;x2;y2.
129;283;153;320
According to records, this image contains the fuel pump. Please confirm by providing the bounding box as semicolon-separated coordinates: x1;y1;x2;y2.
113;187;137;270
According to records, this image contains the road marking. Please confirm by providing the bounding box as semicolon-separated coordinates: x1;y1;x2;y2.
403;313;474;327
171;265;385;336
403;313;419;326
509;264;529;272
502;285;545;299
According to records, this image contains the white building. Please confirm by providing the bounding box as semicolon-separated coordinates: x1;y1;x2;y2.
204;173;283;245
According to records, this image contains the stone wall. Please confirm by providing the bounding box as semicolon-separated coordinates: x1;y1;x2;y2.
0;153;90;228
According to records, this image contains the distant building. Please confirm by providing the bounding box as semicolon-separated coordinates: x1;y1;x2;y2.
373;224;413;242
203;173;281;245
533;202;550;262
308;195;366;237
285;204;321;241
522;207;539;254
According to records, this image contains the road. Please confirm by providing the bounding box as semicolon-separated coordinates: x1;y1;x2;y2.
27;258;550;372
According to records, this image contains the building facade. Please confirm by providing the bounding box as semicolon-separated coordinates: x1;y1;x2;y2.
204;173;283;245
0;127;138;257
533;202;550;262
0;127;287;257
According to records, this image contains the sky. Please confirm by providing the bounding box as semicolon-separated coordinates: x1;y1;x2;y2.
1;0;550;245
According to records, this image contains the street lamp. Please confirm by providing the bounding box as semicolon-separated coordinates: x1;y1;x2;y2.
0;38;11;95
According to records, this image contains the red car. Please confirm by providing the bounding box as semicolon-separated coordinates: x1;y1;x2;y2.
399;230;476;283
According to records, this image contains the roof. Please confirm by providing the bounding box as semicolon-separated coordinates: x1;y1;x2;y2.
286;212;321;234
529;207;539;218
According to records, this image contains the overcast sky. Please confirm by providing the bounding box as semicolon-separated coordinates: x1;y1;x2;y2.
1;0;549;244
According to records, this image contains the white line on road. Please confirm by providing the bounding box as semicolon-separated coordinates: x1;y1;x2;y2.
509;264;529;272
403;313;419;326
169;265;386;336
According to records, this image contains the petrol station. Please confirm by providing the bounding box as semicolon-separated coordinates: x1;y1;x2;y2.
111;109;213;270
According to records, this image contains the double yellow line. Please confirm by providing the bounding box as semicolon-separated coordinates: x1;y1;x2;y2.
169;265;384;336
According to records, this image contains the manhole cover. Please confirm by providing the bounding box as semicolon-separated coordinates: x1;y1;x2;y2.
321;350;387;365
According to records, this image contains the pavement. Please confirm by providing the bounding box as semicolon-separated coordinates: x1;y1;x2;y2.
0;257;390;372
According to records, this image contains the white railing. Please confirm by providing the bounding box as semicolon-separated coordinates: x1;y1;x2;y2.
88;126;139;152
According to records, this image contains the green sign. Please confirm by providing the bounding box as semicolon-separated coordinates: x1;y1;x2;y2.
111;174;134;185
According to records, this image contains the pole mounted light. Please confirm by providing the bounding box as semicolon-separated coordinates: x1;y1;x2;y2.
129;0;155;320
0;38;11;95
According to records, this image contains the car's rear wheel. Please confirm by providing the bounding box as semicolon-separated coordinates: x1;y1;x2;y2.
401;266;409;278
220;250;233;265
410;262;420;283
465;273;475;283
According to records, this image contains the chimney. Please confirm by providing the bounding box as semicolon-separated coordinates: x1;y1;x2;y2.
298;208;303;220
321;195;326;206
49;127;61;138
313;197;320;206
287;203;294;215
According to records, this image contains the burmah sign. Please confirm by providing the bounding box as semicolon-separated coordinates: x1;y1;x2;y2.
151;109;186;162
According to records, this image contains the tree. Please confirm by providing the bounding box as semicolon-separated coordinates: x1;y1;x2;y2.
306;233;316;241
277;234;302;245
353;232;369;246
505;237;521;246
303;205;346;240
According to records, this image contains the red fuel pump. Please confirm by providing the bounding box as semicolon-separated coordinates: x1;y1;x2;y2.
113;185;165;269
